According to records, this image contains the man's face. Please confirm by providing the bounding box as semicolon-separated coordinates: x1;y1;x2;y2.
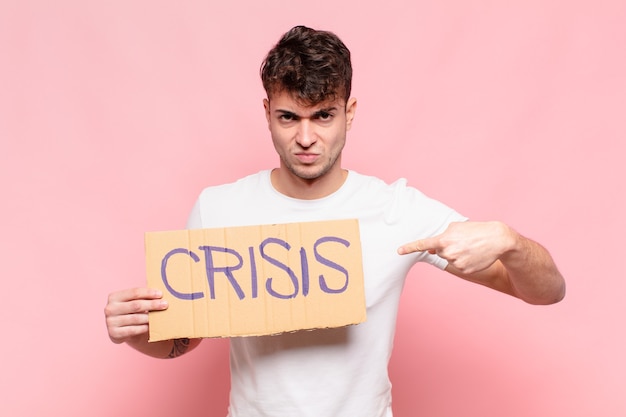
264;91;357;193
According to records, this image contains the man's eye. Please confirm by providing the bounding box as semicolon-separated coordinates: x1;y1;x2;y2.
279;114;296;121
316;112;332;120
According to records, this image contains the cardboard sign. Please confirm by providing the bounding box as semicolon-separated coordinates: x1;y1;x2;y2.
145;219;366;341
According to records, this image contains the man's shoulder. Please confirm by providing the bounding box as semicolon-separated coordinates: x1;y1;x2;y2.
347;171;421;197
198;170;270;197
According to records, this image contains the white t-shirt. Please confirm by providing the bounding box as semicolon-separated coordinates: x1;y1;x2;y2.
187;170;466;417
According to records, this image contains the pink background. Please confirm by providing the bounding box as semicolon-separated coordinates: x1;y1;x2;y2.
1;1;624;416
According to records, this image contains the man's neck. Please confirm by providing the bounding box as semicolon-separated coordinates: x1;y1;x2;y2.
270;168;348;200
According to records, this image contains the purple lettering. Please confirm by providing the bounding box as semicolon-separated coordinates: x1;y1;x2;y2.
248;246;258;299
314;237;350;294
161;248;204;300
300;247;310;297
260;237;299;299
198;246;245;300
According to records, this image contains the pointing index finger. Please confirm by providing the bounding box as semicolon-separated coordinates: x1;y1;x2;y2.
397;236;441;255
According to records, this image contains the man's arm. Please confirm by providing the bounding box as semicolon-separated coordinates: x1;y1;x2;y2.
104;287;202;358
398;221;565;305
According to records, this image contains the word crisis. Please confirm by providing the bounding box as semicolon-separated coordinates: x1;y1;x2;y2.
160;236;352;301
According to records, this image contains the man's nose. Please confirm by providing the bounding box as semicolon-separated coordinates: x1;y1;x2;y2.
296;120;316;147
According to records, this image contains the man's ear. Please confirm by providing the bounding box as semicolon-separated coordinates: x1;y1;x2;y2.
345;97;357;131
263;98;271;129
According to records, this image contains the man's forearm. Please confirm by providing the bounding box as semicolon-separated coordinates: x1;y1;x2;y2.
500;230;566;305
126;335;196;359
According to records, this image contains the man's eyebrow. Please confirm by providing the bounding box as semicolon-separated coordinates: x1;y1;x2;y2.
274;107;338;117
275;109;298;116
312;107;338;115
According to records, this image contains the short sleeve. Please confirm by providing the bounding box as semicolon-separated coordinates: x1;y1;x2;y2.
185;197;203;229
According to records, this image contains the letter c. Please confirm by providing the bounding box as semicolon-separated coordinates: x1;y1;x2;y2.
161;248;204;300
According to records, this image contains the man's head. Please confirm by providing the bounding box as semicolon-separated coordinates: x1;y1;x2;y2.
261;26;357;199
260;26;352;105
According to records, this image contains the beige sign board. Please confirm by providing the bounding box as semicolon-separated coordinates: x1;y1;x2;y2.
146;219;366;341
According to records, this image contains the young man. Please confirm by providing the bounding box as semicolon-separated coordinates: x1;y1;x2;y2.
104;26;565;416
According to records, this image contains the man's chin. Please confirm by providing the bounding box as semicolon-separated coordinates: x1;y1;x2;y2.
285;164;323;180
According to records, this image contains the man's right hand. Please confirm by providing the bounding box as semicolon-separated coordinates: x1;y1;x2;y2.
104;287;168;344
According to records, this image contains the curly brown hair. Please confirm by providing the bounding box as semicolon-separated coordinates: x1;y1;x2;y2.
260;26;352;105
